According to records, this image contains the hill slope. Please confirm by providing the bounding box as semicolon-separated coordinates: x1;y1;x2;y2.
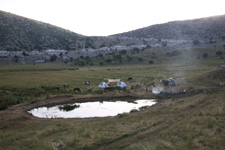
112;15;225;40
1;10;225;53
0;10;85;51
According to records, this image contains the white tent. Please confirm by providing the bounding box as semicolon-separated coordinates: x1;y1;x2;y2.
98;82;109;88
117;81;127;88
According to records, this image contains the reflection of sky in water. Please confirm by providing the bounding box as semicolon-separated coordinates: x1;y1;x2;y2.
28;99;156;118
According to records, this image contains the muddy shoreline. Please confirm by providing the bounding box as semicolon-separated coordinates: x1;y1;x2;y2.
27;92;158;111
0;92;159;122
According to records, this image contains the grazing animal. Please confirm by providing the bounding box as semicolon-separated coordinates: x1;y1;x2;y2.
85;80;90;86
63;84;69;89
128;77;133;81
73;88;81;92
56;86;61;92
136;84;141;88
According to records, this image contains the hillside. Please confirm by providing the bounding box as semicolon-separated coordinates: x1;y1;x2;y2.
1;10;225;54
112;15;225;40
1;10;225;65
0;10;86;51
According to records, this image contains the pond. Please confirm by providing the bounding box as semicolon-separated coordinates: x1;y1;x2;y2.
28;99;156;118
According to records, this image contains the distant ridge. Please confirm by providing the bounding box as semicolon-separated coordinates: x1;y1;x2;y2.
0;10;85;51
111;14;225;40
1;9;225;52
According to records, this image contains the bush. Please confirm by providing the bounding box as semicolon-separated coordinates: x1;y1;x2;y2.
106;59;112;63
59;104;80;111
192;40;200;45
119;50;127;55
0;95;17;110
149;60;154;64
166;50;181;57
162;41;167;47
138;58;143;62
50;55;57;62
202;53;208;58
216;51;223;56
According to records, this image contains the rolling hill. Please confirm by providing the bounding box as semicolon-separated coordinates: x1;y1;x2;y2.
112;15;225;41
0;10;225;54
0;10;86;51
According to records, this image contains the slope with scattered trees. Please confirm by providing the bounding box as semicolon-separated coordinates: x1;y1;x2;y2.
112;15;225;41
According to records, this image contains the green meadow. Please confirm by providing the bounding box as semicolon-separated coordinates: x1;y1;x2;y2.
0;46;225;149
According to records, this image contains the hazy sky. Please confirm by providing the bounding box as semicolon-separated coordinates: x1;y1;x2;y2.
0;0;225;36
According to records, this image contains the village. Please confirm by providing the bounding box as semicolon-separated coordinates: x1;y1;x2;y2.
0;37;197;65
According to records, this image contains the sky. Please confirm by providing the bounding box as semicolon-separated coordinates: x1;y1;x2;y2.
0;0;225;36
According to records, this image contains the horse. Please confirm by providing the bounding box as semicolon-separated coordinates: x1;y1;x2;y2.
73;88;81;92
63;84;69;89
127;77;133;81
84;80;90;86
56;86;61;92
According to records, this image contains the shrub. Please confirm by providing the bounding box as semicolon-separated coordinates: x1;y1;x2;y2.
166;50;181;57
202;53;208;58
106;59;112;63
149;60;154;64
216;51;223;56
138;58;143;62
162;41;167;47
50;55;57;62
127;55;132;62
119;50;127;55
0;95;17;110
192;40;200;45
59;104;80;111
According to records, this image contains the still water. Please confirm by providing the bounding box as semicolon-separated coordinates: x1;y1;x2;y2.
28;99;156;118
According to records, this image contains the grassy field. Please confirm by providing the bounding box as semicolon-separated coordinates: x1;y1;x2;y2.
0;46;225;149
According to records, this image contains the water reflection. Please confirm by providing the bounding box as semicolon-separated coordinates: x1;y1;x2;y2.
28;99;156;118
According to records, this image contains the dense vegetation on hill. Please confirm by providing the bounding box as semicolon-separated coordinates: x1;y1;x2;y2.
112;15;225;40
1;10;225;53
0;10;85;51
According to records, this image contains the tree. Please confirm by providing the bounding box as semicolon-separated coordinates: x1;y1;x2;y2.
22;51;27;56
106;59;112;63
50;55;57;62
138;58;143;62
162;41;167;47
192;40;200;45
202;53;208;58
193;40;200;45
126;55;132;62
216;51;223;56
149;60;154;64
78;61;85;66
60;53;63;58
119;50;127;55
13;55;18;62
70;57;73;62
